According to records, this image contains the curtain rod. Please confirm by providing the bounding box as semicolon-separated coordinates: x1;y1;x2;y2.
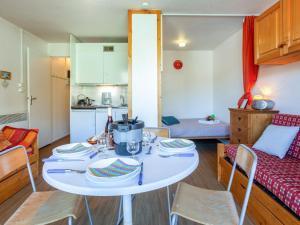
162;13;258;17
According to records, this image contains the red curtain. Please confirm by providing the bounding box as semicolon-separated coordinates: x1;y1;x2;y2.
238;16;259;107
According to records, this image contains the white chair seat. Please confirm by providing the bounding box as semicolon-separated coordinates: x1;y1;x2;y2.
5;190;82;225
171;182;239;225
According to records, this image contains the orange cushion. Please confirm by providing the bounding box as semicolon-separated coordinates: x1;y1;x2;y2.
2;126;38;148
0;131;12;152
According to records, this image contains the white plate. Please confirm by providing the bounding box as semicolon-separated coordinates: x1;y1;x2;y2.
159;146;195;154
53;143;92;159
159;139;195;153
86;157;140;183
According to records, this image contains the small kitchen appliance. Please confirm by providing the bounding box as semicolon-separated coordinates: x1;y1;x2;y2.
102;92;112;105
111;116;144;156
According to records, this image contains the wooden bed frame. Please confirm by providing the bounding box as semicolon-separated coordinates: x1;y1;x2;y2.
217;143;300;225
0;140;39;204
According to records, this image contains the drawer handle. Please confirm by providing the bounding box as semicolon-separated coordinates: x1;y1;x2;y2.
238;117;241;121
238;128;242;132
238;139;241;143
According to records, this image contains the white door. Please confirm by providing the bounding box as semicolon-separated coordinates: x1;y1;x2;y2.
26;47;52;147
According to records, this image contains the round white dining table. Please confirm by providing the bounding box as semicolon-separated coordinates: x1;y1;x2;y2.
42;139;199;225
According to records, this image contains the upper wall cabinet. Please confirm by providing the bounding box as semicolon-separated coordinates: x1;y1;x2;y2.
75;43;128;85
255;2;282;64
76;43;104;84
284;0;300;54
103;44;128;85
255;0;300;64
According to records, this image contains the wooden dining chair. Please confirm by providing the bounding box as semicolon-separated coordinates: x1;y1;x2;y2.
170;144;257;225
144;127;170;138
1;145;91;225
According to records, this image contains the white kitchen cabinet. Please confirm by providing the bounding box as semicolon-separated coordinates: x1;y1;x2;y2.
70;110;96;143
75;43;103;84
103;44;128;85
113;108;128;121
95;109;107;135
70;108;128;141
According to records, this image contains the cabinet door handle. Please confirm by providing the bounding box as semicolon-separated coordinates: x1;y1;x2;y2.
238;117;241;121
238;128;242;132
238;139;241;143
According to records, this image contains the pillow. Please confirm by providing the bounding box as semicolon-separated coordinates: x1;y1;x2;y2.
253;124;299;159
2;126;39;148
162;116;180;126
272;114;300;159
0;131;12;152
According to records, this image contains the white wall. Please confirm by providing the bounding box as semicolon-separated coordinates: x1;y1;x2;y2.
48;43;70;57
0;17;26;116
213;29;300;122
254;61;300;115
213;30;244;122
0;16;53;147
162;50;214;119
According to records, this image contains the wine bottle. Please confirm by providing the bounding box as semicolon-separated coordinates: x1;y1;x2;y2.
105;106;114;149
105;106;113;134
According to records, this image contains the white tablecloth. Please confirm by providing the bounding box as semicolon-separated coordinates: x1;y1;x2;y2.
42;139;199;225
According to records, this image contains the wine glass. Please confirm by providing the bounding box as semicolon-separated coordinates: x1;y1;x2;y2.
127;141;140;159
143;131;152;148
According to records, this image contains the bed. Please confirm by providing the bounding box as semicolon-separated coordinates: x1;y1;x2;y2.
163;118;230;139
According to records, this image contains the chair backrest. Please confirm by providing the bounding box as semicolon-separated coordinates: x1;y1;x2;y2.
0;145;36;192
143;127;170;138
227;144;257;225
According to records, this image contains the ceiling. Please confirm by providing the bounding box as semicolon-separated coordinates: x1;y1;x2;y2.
0;0;277;50
163;16;244;50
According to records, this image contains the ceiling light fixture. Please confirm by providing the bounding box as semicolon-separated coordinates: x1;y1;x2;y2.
178;41;187;48
141;1;149;8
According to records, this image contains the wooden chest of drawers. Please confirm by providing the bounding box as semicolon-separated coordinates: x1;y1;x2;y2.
229;108;279;144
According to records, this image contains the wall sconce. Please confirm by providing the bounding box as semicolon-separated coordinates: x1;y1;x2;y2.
0;71;12;88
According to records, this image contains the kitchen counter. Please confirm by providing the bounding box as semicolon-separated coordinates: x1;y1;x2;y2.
71;105;128;110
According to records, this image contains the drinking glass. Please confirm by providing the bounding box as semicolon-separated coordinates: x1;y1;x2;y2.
143;131;151;148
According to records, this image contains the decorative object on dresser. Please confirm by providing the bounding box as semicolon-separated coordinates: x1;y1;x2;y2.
252;99;275;110
239;99;248;109
229;108;279;144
